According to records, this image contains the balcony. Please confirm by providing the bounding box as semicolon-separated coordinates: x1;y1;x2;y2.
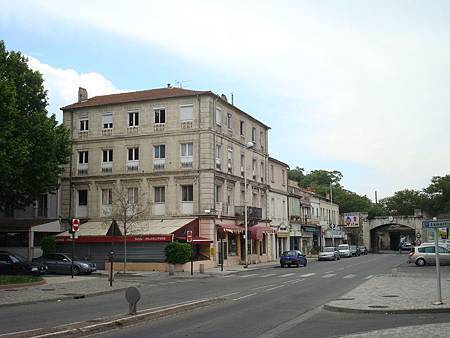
77;163;88;176
101;162;113;173
78;130;89;139
127;160;139;173
235;206;262;220
180;120;193;129
154;158;165;170
154;123;165;131
102;128;113;136
181;156;193;169
127;126;139;134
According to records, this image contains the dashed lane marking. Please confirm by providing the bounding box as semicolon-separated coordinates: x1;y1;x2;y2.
343;274;357;279
321;273;337;278
289;279;305;284
365;274;374;279
300;273;316;277
278;273;296;278
259;273;276;278
240;273;259;278
232;293;257;301
265;285;285;291
251;284;275;290
219;292;241;297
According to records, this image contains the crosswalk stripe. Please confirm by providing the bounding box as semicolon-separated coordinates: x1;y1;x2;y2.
321;273;337;278
343;274;356;279
278;273;296;278
240;273;259;278
300;273;316;277
365;275;374;279
259;273;276;278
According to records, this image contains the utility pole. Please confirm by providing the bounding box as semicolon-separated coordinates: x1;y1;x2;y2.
330;182;335;248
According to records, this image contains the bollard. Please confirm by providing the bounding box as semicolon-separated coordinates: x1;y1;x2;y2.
169;264;175;276
199;263;205;274
125;286;141;315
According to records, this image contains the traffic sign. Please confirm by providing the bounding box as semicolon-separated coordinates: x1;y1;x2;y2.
423;219;450;229
72;218;80;232
186;230;193;243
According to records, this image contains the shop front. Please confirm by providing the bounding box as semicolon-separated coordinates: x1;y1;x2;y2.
301;225;320;254
249;223;276;264
216;223;245;267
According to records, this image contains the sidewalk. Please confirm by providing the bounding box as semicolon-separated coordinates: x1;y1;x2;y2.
338;322;450;337
0;275;139;308
325;274;450;314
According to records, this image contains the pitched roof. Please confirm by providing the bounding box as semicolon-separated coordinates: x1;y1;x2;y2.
61;87;209;110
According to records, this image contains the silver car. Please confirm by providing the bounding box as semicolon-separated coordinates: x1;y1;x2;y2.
408;245;450;266
318;247;340;261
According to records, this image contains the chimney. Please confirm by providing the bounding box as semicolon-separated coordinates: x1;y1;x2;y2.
78;87;88;103
221;94;228;102
167;83;172;88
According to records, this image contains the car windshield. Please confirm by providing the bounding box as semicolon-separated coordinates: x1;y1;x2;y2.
338;245;349;249
10;253;26;263
283;251;298;256
323;247;335;252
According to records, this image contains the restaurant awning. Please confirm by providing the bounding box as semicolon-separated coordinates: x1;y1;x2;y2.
250;224;276;241
175;235;213;244
217;224;244;233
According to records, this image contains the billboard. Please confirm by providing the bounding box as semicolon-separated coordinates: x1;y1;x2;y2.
343;214;360;227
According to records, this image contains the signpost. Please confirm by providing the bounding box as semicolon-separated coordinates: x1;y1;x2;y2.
187;230;193;276
422;219;450;305
70;218;80;279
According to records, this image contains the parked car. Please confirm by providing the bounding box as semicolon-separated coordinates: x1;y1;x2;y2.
338;244;352;258
399;242;413;251
358;246;368;255
408;245;450;266
280;250;307;268
349;245;360;256
318;247;340;261
33;253;96;275
0;251;47;275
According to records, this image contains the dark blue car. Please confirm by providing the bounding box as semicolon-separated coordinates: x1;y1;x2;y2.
280;250;307;268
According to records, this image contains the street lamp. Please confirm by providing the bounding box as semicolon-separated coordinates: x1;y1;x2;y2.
244;141;255;268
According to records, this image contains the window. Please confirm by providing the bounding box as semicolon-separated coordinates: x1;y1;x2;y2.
252;159;257;177
240;154;245;176
182;185;193;202
180;105;193;121
227;147;233;173
215;144;221;169
101;189;112;205
128;147;139;161
260;131;264;147
215;185;222;203
154;145;165;159
128;111;139;127
260;161;264;182
78;190;87;206
271;164;274;182
79;151;88;164
252;127;256;142
181;143;193;157
227;113;232;129
215;107;222;125
37;194;48;217
102;112;113;129
154;108;166;124
228;233;237;256
240;121;244;136
282;169;286;186
154;187;165;203
127;187;138;205
79;114;88;131
102;149;113;162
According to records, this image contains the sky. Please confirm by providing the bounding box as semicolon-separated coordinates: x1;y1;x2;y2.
1;0;449;200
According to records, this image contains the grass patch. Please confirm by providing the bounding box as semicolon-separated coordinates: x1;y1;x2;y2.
0;275;43;285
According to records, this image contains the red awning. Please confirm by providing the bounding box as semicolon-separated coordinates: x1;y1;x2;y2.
174;236;213;244
217;224;244;233
250;224;276;241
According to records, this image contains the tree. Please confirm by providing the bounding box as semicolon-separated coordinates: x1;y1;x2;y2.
423;175;450;216
0;40;71;212
109;184;147;273
298;170;343;197
380;189;426;216
165;242;192;264
40;236;56;255
288;166;305;182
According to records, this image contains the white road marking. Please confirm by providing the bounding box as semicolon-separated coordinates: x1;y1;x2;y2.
343;274;357;279
284;278;304;284
265;285;285;291
0;328;43;337
233;293;257;301
259;273;276;278
289;279;305;284
240;273;259;278
252;284;275;290
365;275;374;279
219;292;241;297
325;271;335;273
321;273;337;278
278;273;296;278
300;273;316;277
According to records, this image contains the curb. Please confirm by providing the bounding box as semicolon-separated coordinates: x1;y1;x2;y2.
13;297;224;337
0;284;140;309
0;279;46;289
323;303;450;314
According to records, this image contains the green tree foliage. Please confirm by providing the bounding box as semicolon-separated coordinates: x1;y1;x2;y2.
40;236;56;255
0;40;71;211
288;166;305;182
423;175;450;216
380;189;426;216
165;242;192;264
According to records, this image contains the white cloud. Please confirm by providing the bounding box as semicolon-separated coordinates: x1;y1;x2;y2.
9;0;450;197
26;55;121;120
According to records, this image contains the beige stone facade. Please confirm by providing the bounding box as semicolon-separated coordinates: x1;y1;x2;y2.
60;87;273;267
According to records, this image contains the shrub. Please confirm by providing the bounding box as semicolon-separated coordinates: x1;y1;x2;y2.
165;242;192;264
40;236;56;255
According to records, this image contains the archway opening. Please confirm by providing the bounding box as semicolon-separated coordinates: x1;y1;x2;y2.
370;223;415;253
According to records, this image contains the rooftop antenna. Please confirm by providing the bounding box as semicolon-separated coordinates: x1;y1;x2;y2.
231;92;234;105
174;80;192;88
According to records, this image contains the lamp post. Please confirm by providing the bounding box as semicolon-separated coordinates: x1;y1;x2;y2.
244;141;255;268
330;182;335;248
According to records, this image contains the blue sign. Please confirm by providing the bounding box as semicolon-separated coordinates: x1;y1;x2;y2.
423;220;450;228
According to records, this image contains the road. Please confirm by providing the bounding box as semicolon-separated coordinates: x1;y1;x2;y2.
2;253;449;337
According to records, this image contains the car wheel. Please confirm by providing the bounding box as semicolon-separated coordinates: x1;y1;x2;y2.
280;264;284;268
72;266;81;275
415;258;426;267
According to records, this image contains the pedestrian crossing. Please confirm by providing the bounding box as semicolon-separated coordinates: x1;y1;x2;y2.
233;271;372;280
